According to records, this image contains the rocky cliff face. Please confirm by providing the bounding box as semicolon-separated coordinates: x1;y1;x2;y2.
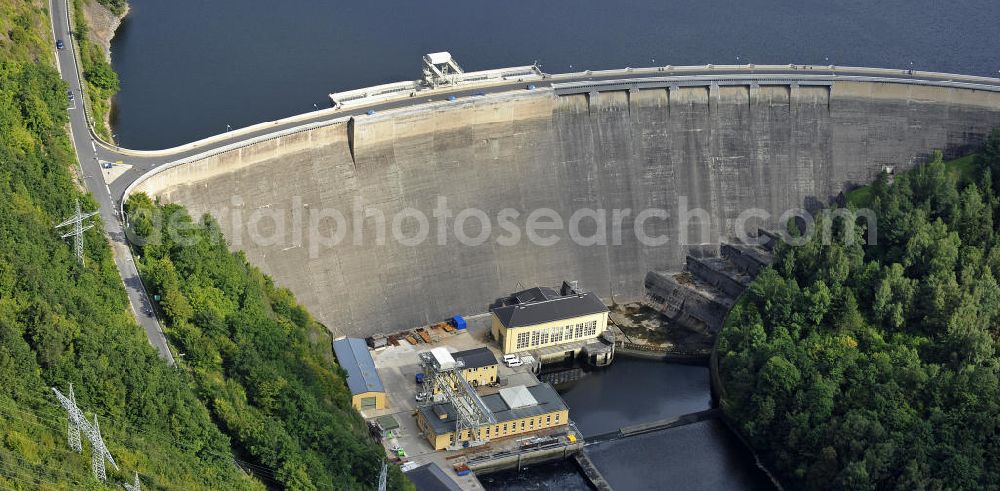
81;0;126;61
141;81;1000;336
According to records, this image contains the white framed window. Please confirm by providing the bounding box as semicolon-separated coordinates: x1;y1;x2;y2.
516;331;530;349
551;326;563;343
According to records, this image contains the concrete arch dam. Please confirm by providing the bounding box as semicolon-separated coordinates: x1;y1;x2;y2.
132;77;1000;337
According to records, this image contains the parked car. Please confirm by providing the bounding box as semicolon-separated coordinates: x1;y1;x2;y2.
56;39;65;50
502;354;519;364
506;359;523;368
525;84;536;90
67;90;74;101
366;109;376;116
447;95;457;102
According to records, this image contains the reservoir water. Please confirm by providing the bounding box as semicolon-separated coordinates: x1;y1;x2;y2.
481;358;772;490
110;0;1000;149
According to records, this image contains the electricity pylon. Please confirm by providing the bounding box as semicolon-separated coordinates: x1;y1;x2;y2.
89;414;119;481
122;470;141;491
52;385;84;453
52;385;119;481
377;460;387;491
55;199;98;265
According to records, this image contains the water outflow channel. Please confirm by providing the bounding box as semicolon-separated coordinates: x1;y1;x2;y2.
480;358;772;490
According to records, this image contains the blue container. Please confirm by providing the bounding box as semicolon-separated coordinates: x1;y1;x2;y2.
415;372;425;384
451;315;467;330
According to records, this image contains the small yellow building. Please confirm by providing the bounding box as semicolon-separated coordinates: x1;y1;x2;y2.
416;383;569;450
452;347;499;387
333;337;386;411
491;285;609;355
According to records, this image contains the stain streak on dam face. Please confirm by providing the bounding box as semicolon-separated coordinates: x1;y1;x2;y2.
135;81;1000;337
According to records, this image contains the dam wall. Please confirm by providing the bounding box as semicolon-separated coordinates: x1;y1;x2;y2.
135;80;1000;336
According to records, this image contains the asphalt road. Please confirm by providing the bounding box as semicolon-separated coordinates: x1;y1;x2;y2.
48;0;1000;362
49;0;175;364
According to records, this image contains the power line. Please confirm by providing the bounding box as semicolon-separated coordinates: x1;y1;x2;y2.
0;450;92;484
0;398;277;482
0;460;68;491
0;425;162;490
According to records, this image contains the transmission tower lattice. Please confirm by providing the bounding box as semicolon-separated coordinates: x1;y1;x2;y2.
122;470;142;491
89;413;119;481
52;385;84;453
377;460;387;491
55;199;98;265
51;385;120;481
419;351;496;449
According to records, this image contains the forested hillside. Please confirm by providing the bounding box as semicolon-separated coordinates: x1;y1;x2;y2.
0;0;256;489
1;1;404;489
719;137;1000;489
124;196;409;491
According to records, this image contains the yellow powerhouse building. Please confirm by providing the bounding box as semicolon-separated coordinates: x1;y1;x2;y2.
416;383;568;450
491;284;609;355
332;337;386;411
452;347;498;387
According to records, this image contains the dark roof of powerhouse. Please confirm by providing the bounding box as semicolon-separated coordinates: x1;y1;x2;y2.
492;289;608;328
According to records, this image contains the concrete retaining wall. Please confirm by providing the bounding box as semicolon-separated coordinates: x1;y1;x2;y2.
721;243;772;276
685;256;748;299
140;80;1000;336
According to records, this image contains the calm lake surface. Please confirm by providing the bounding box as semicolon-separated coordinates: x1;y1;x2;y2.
557;358;710;437
110;0;1000;149
482;358;770;490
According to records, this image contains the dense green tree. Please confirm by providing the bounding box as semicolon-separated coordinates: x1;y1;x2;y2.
0;1;258;488
124;198;411;490
720;144;1000;490
979;128;1000;191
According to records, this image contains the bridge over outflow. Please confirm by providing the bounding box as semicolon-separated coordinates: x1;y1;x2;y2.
124;70;1000;338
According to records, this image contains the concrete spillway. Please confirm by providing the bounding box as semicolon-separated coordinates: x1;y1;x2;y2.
132;79;1000;337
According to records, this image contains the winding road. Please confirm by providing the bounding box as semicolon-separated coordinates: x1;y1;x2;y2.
48;0;1000;363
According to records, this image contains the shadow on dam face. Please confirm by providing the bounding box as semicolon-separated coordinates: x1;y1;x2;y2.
134;81;1000;337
